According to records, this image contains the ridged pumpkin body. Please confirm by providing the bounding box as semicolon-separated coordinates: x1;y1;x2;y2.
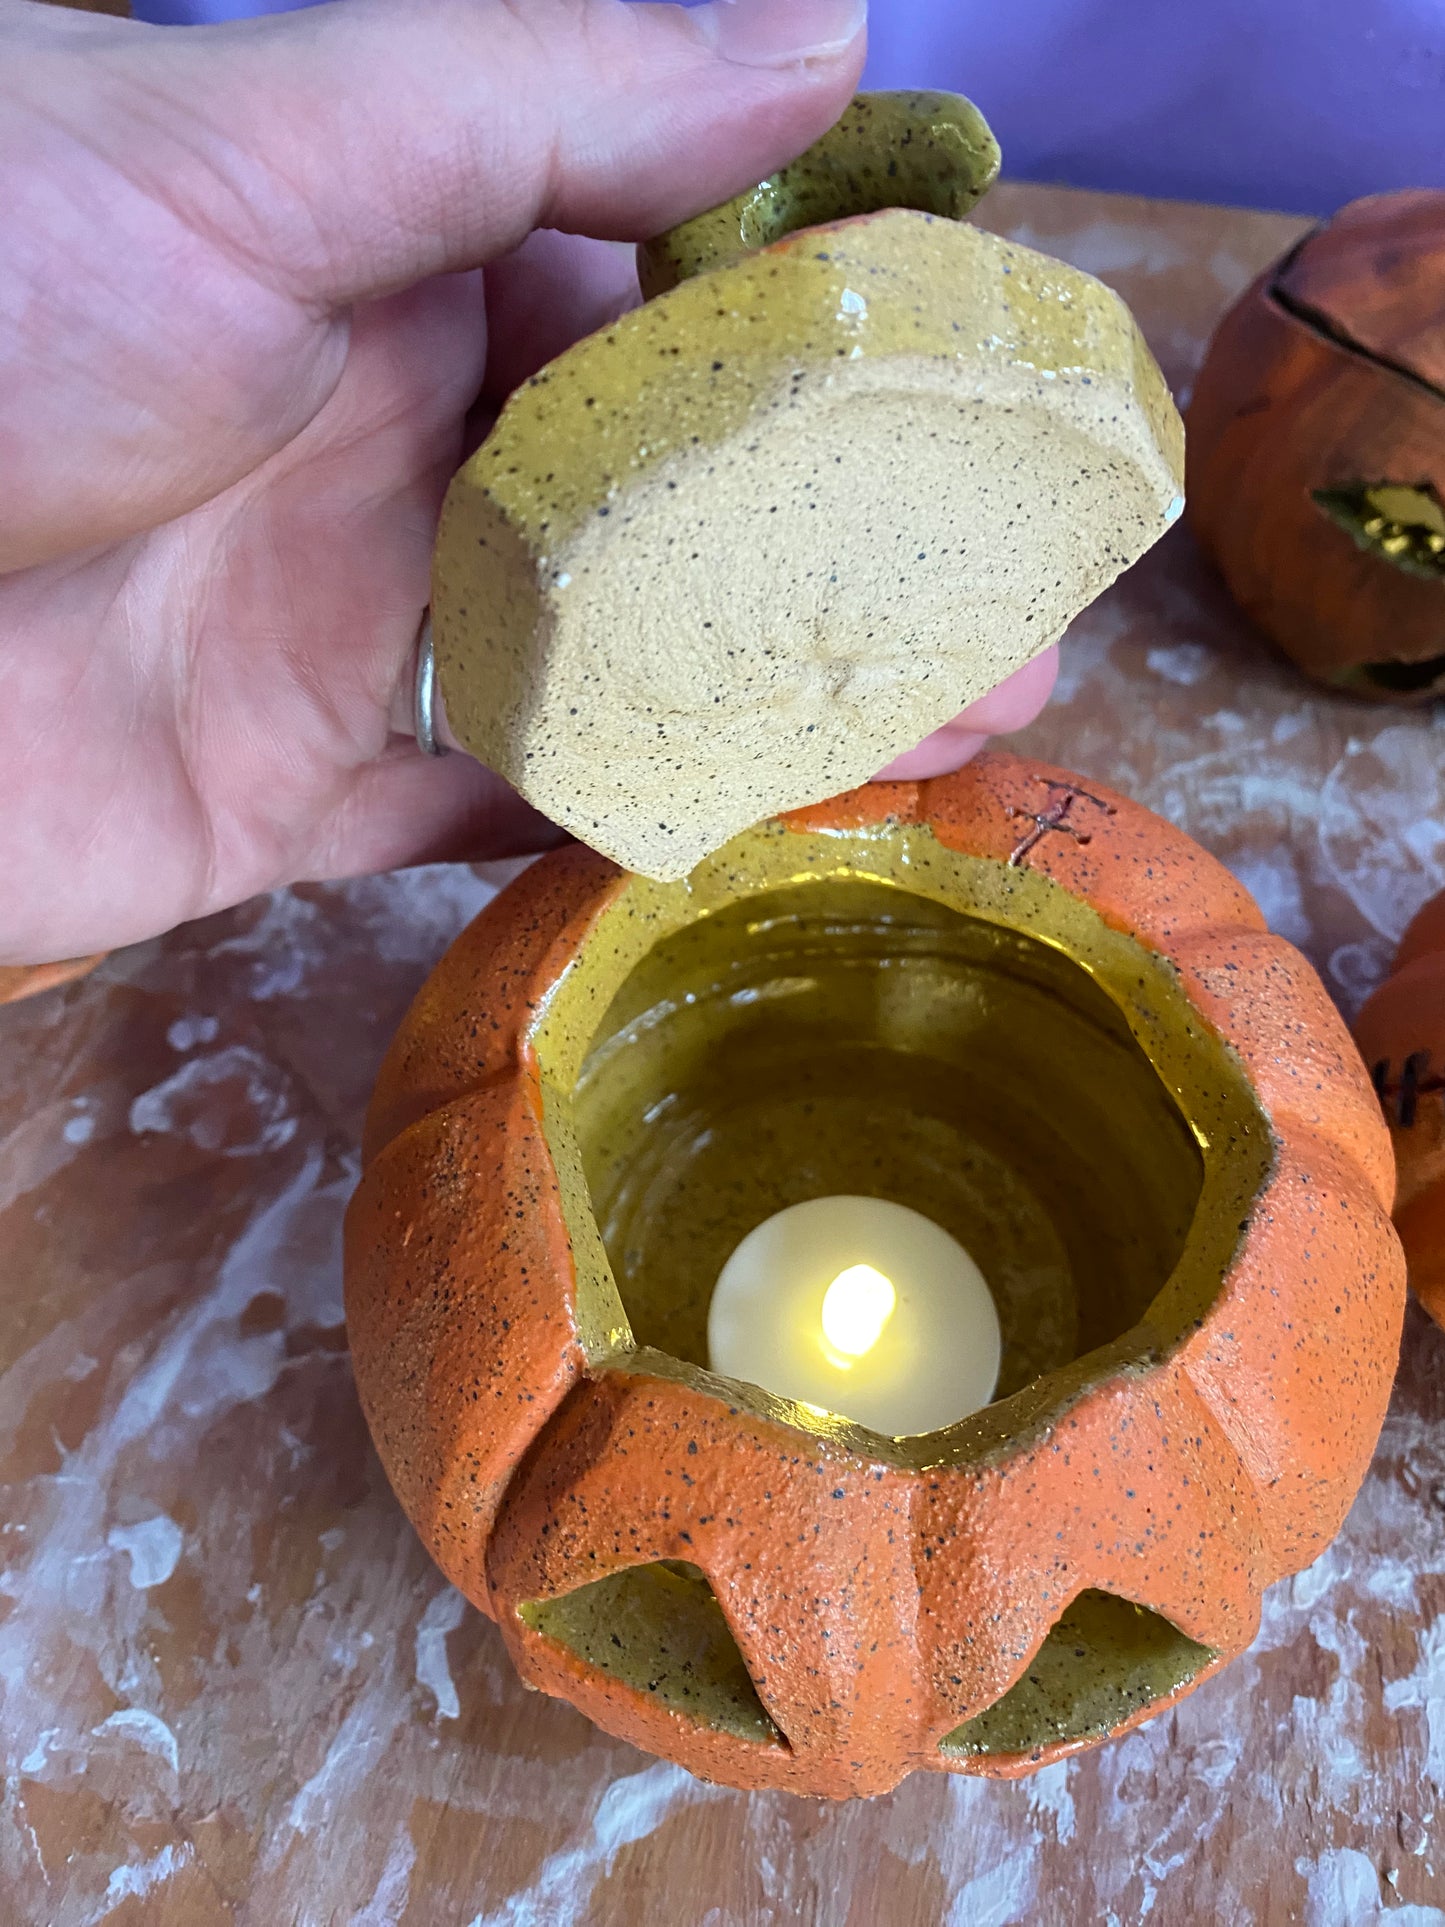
345;754;1403;1798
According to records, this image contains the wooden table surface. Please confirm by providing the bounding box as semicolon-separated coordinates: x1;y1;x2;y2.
5;180;1445;1927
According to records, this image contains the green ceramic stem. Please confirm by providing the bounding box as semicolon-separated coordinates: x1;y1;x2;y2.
637;90;1001;298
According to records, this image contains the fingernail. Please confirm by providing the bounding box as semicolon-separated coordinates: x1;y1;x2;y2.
689;0;867;69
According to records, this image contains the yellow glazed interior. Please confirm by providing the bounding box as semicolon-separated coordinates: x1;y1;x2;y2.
528;818;1275;1474
577;878;1200;1404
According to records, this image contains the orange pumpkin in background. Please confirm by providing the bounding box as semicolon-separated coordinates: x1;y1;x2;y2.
1187;190;1445;701
1354;891;1445;1327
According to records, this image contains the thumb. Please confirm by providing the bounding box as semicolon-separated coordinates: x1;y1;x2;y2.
118;0;869;308
1;0;862;569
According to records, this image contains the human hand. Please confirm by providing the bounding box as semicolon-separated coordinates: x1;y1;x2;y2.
873;646;1058;781
0;0;1050;968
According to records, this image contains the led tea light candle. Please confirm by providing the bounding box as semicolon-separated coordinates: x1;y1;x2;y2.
707;1196;1001;1436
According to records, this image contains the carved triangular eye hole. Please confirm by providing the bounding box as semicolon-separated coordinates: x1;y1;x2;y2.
519;1562;785;1747
1313;482;1445;582
939;1591;1216;1764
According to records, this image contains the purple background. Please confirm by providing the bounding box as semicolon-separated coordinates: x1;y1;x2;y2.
121;0;1445;215
864;1;1445;215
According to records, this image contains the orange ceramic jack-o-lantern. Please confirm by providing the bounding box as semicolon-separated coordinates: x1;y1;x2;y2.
1354;891;1445;1327
344;754;1403;1798
1187;191;1445;699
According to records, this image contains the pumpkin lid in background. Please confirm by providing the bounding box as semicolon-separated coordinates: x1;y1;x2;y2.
432;91;1185;883
1273;190;1445;394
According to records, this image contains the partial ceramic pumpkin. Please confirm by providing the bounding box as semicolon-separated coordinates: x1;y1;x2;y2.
1187;190;1445;699
345;753;1403;1798
1354;890;1445;1326
0;955;105;1006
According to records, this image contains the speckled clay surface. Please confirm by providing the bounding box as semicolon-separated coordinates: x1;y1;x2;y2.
344;753;1403;1799
432;94;1184;881
1354;889;1445;1328
1188;191;1445;699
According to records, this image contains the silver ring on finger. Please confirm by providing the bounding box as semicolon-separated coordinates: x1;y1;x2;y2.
413;613;449;758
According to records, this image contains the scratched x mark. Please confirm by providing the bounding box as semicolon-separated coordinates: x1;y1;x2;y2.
1006;780;1117;869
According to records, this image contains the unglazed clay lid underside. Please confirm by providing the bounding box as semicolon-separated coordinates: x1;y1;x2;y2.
431;94;1186;881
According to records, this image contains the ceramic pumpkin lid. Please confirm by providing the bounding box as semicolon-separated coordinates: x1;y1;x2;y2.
1274;190;1445;393
431;92;1185;881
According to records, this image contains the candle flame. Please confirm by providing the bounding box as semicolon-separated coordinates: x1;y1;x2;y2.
820;1264;897;1361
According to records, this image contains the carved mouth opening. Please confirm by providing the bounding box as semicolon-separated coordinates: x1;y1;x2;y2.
520;1566;1216;1760
1351;654;1445;696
